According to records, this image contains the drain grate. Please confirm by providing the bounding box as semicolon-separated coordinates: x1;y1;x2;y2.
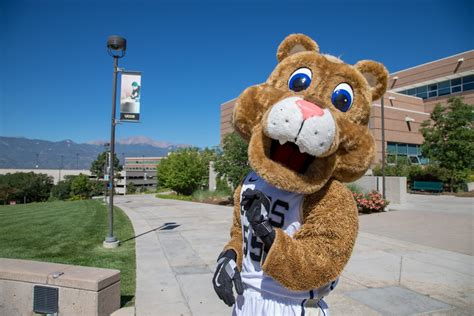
33;285;59;314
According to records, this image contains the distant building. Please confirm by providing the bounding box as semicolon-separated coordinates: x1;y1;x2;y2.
220;50;474;166
116;157;163;194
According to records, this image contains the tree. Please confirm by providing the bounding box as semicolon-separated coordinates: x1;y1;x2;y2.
126;182;137;194
420;97;474;191
156;148;208;195
50;179;73;200
214;132;251;188
0;172;53;204
90;152;122;178
71;174;92;198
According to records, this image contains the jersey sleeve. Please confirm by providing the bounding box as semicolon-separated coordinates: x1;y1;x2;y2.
261;179;358;291
222;184;244;269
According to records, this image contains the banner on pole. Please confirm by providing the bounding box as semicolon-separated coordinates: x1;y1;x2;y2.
120;72;141;122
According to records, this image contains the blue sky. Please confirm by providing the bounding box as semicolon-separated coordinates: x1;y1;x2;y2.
1;0;472;148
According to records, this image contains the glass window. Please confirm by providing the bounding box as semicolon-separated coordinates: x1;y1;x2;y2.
399;90;407;95
428;84;437;91
463;75;474;84
416;86;427;93
438;87;450;96
452;86;462;93
451;78;461;86
387;143;397;154
408;88;417;95
417;92;428;99
438;80;450;89
428;91;437;98
407;144;418;155
397;143;408;155
463;82;474;91
416;86;428;94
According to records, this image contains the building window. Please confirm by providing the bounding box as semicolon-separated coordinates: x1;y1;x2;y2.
386;142;427;165
398;74;474;99
463;74;474;91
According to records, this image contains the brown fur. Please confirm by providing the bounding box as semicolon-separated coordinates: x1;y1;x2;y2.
224;34;387;290
222;184;244;269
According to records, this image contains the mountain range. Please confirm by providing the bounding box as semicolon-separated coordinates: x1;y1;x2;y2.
0;136;188;169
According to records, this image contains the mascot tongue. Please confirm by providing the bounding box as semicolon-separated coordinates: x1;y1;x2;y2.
271;141;312;174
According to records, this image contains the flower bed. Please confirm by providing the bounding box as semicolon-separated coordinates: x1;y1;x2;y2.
352;190;389;213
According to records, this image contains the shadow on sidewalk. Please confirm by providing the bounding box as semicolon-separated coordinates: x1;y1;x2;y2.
121;222;180;244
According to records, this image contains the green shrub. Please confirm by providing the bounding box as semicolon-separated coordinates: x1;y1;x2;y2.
0;172;53;204
51;179;73;200
352;191;389;213
216;177;233;195
346;183;365;194
155;193;193;201
156;148;208;195
126;182;137;194
192;189;230;202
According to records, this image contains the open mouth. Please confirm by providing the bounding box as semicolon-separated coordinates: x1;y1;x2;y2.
270;139;315;174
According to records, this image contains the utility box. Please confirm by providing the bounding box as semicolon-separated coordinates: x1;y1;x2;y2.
0;259;120;316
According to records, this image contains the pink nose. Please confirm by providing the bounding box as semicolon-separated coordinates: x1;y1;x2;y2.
296;99;324;120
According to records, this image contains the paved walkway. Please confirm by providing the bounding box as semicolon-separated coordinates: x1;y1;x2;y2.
115;194;473;316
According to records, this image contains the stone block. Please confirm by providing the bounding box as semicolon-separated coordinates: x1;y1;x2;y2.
351;176;407;204
0;258;120;316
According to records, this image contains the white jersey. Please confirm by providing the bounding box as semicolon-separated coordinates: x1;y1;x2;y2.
239;172;337;300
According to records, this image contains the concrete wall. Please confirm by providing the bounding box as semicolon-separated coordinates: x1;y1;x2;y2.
0;259;120;316
351;176;407;205
209;161;217;191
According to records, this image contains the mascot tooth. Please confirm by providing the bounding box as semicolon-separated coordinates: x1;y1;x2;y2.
212;33;388;316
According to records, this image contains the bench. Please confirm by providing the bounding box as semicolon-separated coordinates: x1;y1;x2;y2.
412;181;443;193
0;258;120;316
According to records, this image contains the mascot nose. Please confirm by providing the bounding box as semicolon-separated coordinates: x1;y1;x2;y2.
296;99;324;120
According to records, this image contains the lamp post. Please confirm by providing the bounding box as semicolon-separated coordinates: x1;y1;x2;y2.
103;35;126;249
381;95;386;200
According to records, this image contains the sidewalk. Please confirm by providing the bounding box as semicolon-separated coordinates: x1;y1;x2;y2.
115;194;473;315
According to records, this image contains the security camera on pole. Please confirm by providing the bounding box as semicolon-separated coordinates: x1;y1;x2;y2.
103;35;142;249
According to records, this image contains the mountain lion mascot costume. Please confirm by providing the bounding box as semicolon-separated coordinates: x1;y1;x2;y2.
212;34;388;316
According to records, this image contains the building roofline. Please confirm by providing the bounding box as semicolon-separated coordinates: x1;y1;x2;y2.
390;50;474;76
385;91;424;100
220;98;237;107
390;69;474;92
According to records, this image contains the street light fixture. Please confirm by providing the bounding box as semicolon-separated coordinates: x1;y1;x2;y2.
103;35;127;249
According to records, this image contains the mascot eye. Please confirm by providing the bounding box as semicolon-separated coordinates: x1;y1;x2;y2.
288;68;312;92
331;83;354;112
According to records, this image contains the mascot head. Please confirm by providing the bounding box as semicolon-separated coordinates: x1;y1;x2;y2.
233;34;388;194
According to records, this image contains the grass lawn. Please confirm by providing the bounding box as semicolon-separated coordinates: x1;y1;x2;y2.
156;189;232;205
0;199;136;307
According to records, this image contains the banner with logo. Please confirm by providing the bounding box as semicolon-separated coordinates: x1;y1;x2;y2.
120;72;141;122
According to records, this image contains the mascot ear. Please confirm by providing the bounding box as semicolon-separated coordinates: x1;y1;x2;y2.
354;60;388;101
277;34;319;63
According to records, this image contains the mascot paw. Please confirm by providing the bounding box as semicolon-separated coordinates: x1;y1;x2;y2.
212;250;244;306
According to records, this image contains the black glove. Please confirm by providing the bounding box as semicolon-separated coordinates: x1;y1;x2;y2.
212;249;243;306
241;189;275;249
